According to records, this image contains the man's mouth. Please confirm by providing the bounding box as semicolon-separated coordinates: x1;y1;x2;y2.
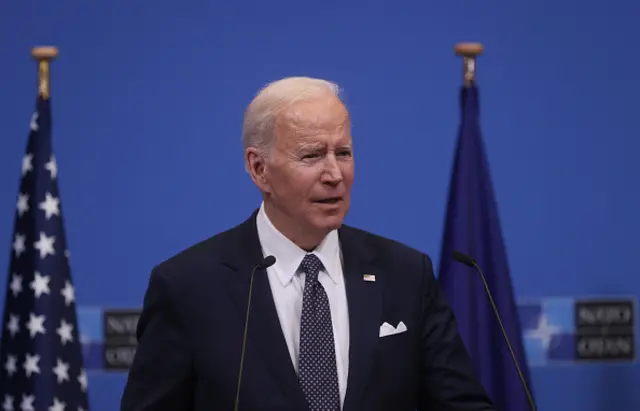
313;197;343;204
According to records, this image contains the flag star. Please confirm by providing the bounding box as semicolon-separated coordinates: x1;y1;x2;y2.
26;313;46;338
45;155;57;179
30;112;38;131
49;398;65;411
2;394;13;411
9;273;22;297
30;271;50;298
19;394;34;411
33;232;55;259
39;192;60;219
56;319;74;345
52;358;70;383
6;314;20;337
61;281;75;306
4;355;17;377
77;369;88;391
16;193;29;217
21;153;33;176
12;234;26;258
23;354;40;377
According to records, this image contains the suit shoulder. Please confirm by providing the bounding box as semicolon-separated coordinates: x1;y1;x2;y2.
150;223;241;282
341;224;432;266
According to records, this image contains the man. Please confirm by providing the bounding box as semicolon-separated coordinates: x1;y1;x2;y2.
120;77;496;411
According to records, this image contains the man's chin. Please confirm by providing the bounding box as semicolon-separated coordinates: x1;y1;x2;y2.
313;214;345;232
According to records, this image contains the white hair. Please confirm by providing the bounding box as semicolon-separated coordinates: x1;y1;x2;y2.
242;76;342;167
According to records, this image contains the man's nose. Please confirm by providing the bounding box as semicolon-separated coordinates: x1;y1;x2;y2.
321;155;343;184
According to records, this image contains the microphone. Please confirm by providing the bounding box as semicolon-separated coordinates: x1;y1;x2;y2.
452;251;537;411
234;255;276;411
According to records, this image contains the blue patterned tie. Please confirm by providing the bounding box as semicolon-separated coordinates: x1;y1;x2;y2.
297;253;341;411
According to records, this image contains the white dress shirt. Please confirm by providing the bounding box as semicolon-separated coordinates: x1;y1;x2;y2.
256;202;350;408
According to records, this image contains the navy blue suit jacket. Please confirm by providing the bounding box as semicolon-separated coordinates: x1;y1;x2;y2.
120;211;496;411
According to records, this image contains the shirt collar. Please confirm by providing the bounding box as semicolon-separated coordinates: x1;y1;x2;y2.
256;202;342;287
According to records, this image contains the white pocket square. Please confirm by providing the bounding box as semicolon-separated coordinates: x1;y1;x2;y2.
379;321;407;338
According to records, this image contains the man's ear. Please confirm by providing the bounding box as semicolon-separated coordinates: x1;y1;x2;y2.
245;147;270;192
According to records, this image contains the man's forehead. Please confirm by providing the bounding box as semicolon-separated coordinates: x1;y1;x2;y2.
277;95;348;128
294;133;352;146
276;118;351;145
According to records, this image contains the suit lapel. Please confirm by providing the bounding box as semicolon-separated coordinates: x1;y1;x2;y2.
339;226;382;411
223;211;307;408
221;214;382;410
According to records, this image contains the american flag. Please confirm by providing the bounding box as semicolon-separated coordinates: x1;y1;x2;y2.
0;95;90;410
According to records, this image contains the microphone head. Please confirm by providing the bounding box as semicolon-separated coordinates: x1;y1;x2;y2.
259;255;276;269
452;251;475;267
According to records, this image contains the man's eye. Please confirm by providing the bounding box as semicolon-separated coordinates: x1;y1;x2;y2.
338;150;352;157
302;153;319;159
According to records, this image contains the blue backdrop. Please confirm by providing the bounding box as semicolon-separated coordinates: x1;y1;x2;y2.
1;1;638;410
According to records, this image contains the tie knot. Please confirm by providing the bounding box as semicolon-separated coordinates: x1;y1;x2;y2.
299;253;324;279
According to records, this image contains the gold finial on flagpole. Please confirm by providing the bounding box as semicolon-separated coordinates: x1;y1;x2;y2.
454;43;483;87
31;46;58;100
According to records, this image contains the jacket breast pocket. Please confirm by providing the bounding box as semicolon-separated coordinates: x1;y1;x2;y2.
376;327;417;367
370;329;419;402
377;328;412;352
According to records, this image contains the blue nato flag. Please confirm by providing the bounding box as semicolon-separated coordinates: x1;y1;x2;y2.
437;79;536;411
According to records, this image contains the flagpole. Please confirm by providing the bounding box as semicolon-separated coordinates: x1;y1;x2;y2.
451;42;539;411
454;42;483;87
31;46;58;100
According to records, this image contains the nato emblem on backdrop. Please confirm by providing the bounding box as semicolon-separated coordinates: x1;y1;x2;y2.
518;297;636;366
73;298;635;372
573;298;635;361
102;309;142;370
76;307;142;372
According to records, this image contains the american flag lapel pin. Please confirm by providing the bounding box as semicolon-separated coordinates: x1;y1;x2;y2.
363;274;376;282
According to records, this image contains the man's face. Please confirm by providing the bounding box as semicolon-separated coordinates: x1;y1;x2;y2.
253;94;354;245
